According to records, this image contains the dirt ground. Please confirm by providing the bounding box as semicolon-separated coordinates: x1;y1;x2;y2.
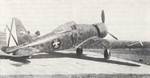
0;50;150;78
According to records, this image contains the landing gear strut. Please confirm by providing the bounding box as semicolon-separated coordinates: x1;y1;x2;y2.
76;47;83;56
104;49;111;60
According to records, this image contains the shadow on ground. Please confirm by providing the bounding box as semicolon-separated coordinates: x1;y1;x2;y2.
30;52;140;67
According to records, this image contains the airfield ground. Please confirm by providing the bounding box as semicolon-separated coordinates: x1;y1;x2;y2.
0;49;150;78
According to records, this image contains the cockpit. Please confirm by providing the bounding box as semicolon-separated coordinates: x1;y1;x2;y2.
53;21;77;33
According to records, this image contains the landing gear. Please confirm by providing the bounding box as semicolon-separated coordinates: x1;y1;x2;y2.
104;49;111;60
76;47;83;56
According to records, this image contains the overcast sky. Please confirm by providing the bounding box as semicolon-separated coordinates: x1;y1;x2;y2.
0;0;150;44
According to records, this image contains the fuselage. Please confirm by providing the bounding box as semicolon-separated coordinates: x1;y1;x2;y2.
23;22;107;52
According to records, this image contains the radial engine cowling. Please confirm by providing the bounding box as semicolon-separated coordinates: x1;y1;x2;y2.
93;23;107;38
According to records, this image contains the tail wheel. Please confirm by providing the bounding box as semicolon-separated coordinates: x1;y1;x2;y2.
104;49;111;60
76;47;83;56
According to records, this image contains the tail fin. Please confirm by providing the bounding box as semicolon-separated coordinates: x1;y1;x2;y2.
14;18;33;45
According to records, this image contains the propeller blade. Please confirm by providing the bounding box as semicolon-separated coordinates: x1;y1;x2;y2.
7;18;14;47
108;32;118;40
101;10;105;23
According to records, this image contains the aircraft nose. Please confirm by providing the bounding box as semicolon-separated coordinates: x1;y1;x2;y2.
95;23;107;38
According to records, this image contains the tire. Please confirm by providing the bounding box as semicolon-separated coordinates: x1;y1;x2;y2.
104;49;111;60
76;47;83;56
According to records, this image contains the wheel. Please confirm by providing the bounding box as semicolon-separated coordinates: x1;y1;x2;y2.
76;47;83;56
104;49;111;60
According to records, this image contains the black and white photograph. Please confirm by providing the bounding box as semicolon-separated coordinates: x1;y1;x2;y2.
0;0;150;78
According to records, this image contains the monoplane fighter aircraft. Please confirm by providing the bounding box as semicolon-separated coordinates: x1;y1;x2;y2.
4;10;115;59
2;10;150;63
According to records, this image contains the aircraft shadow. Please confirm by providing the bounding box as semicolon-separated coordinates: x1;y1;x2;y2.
31;52;140;67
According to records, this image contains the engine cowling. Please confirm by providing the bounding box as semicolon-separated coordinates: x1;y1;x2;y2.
93;23;107;38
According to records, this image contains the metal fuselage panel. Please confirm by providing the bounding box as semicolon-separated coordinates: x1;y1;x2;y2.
33;23;107;52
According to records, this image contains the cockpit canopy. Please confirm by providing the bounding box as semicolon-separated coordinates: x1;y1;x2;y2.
53;21;77;33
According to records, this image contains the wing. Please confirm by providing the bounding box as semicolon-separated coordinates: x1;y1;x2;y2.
76;37;149;49
73;37;150;65
75;36;111;49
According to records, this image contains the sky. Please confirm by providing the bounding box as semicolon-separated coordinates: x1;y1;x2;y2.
0;0;150;45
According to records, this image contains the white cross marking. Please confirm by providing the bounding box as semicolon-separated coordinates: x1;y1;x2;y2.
52;39;61;48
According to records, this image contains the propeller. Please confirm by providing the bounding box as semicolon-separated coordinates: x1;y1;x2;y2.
101;10;105;23
107;32;118;40
101;10;118;40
